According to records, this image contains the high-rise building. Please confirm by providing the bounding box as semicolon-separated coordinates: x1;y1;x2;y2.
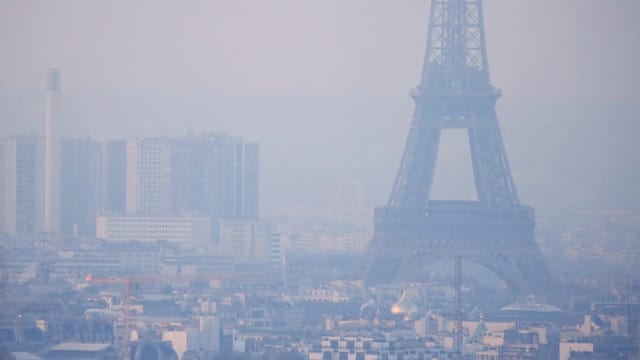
44;68;61;235
159;133;259;221
235;141;259;220
168;136;202;214
196;134;259;221
0;136;45;235
101;139;127;213
125;138;172;214
107;134;259;247
0;139;16;234
60;137;102;236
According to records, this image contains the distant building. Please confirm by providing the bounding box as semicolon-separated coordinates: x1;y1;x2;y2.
0;136;45;235
96;214;212;249
218;220;270;262
268;231;283;269
120;134;259;222
60;137;102;236
199;316;220;353
159;316;219;359
161;330;200;360
559;342;593;360
284;253;363;286
44;69;61;235
168;134;259;221
101;139;127;213
308;335;451;360
125;138;172;214
40;342;114;360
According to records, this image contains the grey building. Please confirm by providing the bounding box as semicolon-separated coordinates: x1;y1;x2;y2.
60;137;102;236
101;139;127;214
0;136;45;235
169;133;259;221
125;138;172;214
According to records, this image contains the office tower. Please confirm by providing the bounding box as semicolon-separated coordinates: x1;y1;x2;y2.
60;137;102;236
0;139;16;234
125;138;172;214
169;134;259;221
0;136;45;235
169;136;201;214
235;141;259;220
44;68;61;234
199;135;259;221
110;135;258;249
101;139;127;213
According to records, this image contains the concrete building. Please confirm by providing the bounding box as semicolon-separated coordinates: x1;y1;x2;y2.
0;137;17;234
101;139;127;213
126;138;172;214
162;330;200;360
44;68;61;235
268;231;282;269
199;316;220;353
308;335;450;360
0;136;45;235
160;317;219;359
40;342;114;359
60;137;102;236
218;220;269;263
122;134;258;221
169;134;259;221
96;214;212;249
231;140;259;220
559;342;593;360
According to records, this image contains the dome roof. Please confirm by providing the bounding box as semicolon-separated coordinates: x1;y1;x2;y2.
390;290;418;315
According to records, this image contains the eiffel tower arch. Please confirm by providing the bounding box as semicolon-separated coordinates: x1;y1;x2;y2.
365;0;551;296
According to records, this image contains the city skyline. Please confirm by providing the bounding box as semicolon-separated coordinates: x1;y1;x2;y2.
1;1;639;215
1;1;639;359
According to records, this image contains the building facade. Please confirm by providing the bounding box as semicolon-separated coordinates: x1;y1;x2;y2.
96;214;212;249
125;138;172;214
102;139;127;214
122;134;259;221
0;136;45;235
60;137;102;236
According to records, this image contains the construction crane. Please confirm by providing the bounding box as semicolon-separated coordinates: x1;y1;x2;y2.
85;271;264;358
85;274;137;359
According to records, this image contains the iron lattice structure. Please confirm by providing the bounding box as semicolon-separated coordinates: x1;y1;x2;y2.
365;0;551;296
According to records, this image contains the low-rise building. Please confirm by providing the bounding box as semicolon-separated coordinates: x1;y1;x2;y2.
96;214;212;249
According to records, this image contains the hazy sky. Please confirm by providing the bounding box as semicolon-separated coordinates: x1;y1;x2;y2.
1;0;638;101
1;0;639;213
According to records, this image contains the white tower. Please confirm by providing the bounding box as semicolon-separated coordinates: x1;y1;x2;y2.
44;69;61;235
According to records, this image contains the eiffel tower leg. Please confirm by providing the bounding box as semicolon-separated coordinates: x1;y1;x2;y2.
468;127;519;207
388;108;440;208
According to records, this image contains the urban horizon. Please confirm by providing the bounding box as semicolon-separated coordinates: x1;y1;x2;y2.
1;1;639;359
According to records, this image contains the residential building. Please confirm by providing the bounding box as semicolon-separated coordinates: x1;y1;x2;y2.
60;137;102;236
125;138;172;214
0;136;45;235
96;214;212;249
101;139;127;213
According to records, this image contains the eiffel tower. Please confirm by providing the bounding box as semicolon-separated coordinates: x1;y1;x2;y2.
365;0;551;296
